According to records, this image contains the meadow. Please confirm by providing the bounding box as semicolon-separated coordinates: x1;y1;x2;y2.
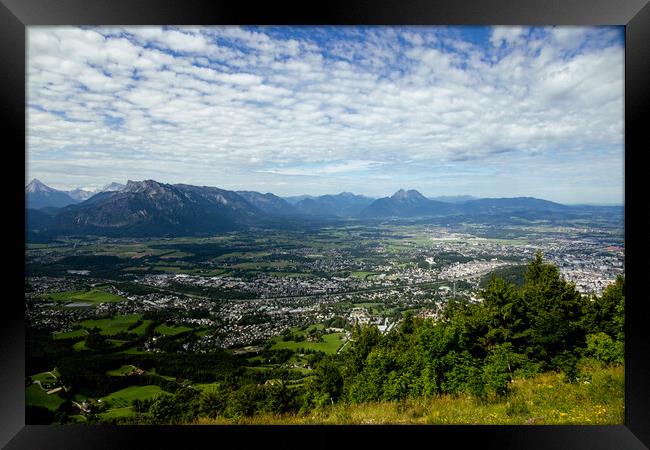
196;365;623;425
79;314;151;336
41;288;125;305
271;332;345;354
25;384;65;411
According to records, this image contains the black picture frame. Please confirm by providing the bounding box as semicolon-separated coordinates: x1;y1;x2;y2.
2;0;648;448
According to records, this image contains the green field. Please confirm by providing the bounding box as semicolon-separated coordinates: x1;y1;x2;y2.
41;288;125;305
25;384;65;411
53;328;89;340
30;370;59;385
351;271;377;279
79;314;150;336
154;324;193;336
193;382;223;392
106;365;138;376
271;332;345;354
73;340;88;351
101;385;167;409
98;407;137;420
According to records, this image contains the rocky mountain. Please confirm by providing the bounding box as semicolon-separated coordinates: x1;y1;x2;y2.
25;179;78;209
361;189;457;217
38;180;268;237
294;192;375;216
236;191;299;216
101;182;126;192
66;188;98;202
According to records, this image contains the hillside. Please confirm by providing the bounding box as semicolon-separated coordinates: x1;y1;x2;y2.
35;180;268;236
195;364;623;425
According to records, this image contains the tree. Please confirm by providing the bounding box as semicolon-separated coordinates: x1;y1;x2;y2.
200;384;229;418
314;356;344;402
586;332;623;365
520;252;587;370
483;343;520;396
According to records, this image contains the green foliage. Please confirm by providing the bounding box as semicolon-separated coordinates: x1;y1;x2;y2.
149;387;201;424
483;343;518;396
586;332;623;365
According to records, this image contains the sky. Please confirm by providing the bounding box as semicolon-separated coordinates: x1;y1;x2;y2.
26;26;624;205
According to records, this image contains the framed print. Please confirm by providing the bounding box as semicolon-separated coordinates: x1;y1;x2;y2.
1;0;649;448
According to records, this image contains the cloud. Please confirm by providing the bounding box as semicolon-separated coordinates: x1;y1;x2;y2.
490;26;526;47
26;25;624;203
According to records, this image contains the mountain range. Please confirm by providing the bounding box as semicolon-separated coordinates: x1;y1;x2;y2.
25;179;621;238
25;179;125;210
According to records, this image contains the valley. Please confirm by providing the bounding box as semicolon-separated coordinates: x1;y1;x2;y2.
25;218;624;423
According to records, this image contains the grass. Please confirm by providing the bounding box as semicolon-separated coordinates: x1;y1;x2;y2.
41;288;125;305
100;385;166;409
30;370;59;384
154;324;193;336
79;314;149;336
53;329;88;340
193;382;223;392
195;365;624;425
106;365;138;376
25;384;65;411
98;407;137;420
72;340;88;351
351;272;377;279
271;332;345;354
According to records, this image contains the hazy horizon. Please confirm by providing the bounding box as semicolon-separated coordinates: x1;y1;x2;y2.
27;26;624;205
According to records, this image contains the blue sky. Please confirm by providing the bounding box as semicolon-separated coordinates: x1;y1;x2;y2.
27;26;624;204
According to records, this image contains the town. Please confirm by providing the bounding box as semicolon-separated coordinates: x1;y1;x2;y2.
26;222;624;350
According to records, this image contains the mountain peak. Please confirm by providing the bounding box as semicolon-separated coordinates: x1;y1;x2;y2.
391;189;426;201
124;179;163;193
26;178;52;193
101;182;126;192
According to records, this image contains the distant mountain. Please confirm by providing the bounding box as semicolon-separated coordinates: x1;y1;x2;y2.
283;195;316;205
66;188;98;201
236;191;299;216
460;197;569;213
27;179;614;238
39;180;267;237
25;179;78;209
101;182;126;192
294;192;375;216
430;195;477;203
361;189;457;217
